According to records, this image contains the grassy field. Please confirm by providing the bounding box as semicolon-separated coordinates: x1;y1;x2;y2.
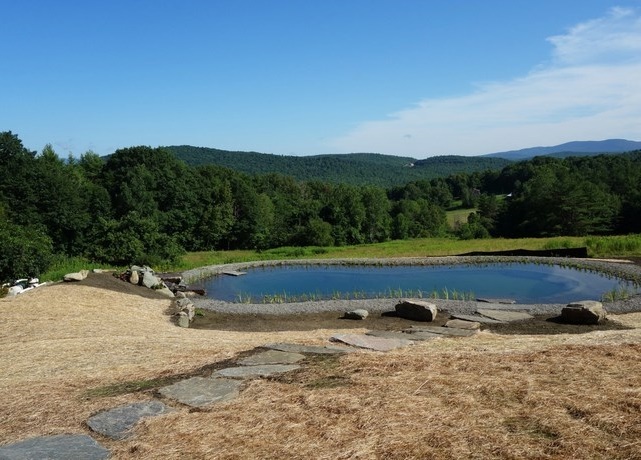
2;276;641;459
445;207;475;227
175;234;641;272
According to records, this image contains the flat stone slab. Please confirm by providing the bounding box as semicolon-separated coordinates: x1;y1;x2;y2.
476;298;516;304
477;309;534;322
330;333;413;351
365;330;440;342
473;302;534;311
87;401;172;440
451;313;504;324
159;377;241;407
222;270;246;276
0;434;109;460
239;350;305;366
405;325;478;337
215;364;301;379
264;343;353;354
445;319;481;330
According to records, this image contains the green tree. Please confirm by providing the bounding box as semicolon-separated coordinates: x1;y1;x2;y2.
0;220;53;282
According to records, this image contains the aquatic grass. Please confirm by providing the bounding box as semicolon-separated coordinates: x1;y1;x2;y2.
601;286;635;303
231;286;476;304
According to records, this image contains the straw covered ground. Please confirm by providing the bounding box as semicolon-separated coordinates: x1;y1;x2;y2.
1;270;641;459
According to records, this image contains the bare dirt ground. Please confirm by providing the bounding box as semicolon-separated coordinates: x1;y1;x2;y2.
2;271;641;459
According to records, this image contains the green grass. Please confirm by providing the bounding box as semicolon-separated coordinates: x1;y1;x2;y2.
39;256;117;282
177;236;633;272
446;208;475;227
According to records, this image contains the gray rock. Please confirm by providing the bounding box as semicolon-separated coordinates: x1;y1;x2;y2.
159;377;241;408
343;309;369;320
365;330;440;341
405;325;478;337
394;299;437;322
129;270;139;285
239;350;305;366
177;312;190;328
445;319;481;330
142;271;162;289
215;364;301;379
560;300;607;325
87;401;171;440
63;270;89;282
451;313;504;324
155;286;174;298
330;333;413;351
263;343;353;354
0;434;109;460
176;297;192;308
477;309;534;322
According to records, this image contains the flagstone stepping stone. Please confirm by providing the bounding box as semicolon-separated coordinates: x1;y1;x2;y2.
474;302;533;311
330;333;413;351
477;309;534;322
451;313;504;324
476;298;516;304
238;350;305;366
405;325;478;337
264;343;353;354
0;434;109;460
365;330;440;341
445;319;481;330
159;377;241;408
86;401;172;440
215;364;301;379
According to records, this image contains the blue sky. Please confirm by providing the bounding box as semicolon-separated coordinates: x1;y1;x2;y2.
2;1;641;158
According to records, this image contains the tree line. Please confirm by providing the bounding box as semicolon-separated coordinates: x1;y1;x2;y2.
1;131;639;281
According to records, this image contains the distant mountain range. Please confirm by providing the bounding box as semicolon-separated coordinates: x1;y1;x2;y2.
165;146;511;187
482;139;641;160
161;139;641;188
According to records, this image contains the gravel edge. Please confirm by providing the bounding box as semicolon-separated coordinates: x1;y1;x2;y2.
183;256;641;316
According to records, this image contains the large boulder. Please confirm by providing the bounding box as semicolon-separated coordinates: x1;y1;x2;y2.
395;299;438;322
142;270;162;289
560;300;607;325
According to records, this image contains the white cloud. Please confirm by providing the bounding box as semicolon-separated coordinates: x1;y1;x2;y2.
329;8;641;157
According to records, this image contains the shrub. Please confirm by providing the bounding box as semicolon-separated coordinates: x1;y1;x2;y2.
0;222;53;283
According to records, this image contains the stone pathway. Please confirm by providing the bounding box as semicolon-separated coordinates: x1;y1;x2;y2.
0;306;535;458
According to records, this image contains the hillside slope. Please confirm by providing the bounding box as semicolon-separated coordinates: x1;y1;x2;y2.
165;146;511;186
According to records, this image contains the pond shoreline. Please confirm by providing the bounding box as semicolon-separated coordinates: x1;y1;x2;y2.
184;256;641;316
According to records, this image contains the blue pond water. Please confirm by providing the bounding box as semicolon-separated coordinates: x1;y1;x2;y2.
202;263;635;304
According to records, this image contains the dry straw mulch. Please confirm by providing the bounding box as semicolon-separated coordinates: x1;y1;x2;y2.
1;273;641;459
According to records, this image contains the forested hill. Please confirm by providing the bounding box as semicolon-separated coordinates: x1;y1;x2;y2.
165;145;511;187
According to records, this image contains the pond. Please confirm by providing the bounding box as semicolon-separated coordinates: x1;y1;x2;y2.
201;263;637;304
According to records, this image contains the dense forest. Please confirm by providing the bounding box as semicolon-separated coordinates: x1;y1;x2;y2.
1;130;640;282
165;145;512;187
